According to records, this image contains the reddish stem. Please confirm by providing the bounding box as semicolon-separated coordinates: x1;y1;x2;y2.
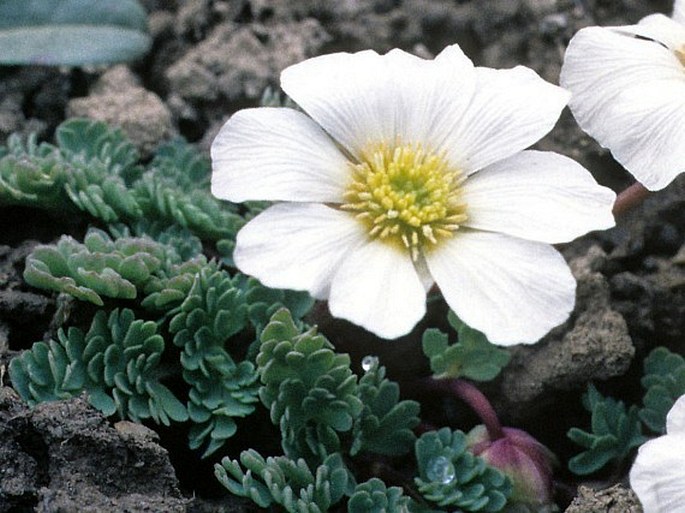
424;377;504;441
613;181;650;217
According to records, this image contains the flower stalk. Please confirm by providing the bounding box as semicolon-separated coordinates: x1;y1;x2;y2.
613;181;651;217
424;377;504;441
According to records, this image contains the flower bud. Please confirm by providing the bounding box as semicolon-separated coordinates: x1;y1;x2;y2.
466;424;558;512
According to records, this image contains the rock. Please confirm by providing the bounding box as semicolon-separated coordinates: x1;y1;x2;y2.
165;20;330;107
491;246;634;420
0;390;187;512
564;484;643;513
67;66;176;157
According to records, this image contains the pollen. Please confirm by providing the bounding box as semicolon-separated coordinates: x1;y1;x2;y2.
342;142;468;259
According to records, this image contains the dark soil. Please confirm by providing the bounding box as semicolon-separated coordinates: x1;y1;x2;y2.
1;1;683;512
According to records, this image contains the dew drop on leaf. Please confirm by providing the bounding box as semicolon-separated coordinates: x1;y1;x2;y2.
426;456;456;484
361;355;379;371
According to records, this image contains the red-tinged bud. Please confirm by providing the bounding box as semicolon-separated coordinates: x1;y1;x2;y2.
466;424;558;512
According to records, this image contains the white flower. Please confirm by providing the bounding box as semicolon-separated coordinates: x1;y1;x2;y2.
211;44;615;344
630;395;685;512
560;0;685;191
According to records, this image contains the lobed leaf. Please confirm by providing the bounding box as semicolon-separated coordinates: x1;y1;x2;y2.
567;384;646;475
422;312;510;382
640;347;685;434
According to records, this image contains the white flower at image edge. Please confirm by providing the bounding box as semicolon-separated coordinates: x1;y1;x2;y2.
211;44;616;344
560;0;685;191
630;395;685;513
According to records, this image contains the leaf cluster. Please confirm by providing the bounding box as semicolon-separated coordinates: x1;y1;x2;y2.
9;309;187;425
257;309;420;464
640;347;685;434
415;427;512;512
422;312;510;382
567;384;646;475
216;451;349;513
0;119;246;251
170;265;260;457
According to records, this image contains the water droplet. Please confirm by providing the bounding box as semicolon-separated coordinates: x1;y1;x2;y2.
426;456;456;484
361;355;378;371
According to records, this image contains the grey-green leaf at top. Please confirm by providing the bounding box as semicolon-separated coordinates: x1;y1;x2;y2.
351;357;420;457
567;384;646;476
640;346;685;434
169;265;259;457
215;450;349;513
422;312;510;382
415;427;511;512
0;0;151;66
9;308;187;426
257;308;363;464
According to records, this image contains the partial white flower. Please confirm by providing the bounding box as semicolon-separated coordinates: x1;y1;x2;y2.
211;44;616;344
630;395;685;512
560;0;685;191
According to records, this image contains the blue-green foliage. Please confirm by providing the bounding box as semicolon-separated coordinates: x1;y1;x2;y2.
239;275;315;335
351;357;420;457
422;312;510;382
257;308;364;464
169;265;259;457
640;347;685;434
348;478;414;513
0;119;246;249
215;451;350;513
567;384;646;475
24;227;186;306
415;428;511;512
9;309;187;425
0;132;71;210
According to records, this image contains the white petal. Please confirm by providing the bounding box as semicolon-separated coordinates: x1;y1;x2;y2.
280;45;476;160
674;0;685;25
440;66;569;174
328;241;426;339
425;231;575;345
211;107;350;203
560;26;685;191
462;150;615;243
630;434;685;513
616;14;685;51
666;395;685;434
233;203;366;299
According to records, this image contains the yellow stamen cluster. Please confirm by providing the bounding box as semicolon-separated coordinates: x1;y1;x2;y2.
342;142;468;259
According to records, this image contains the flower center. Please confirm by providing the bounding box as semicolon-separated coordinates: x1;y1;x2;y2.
342;142;468;259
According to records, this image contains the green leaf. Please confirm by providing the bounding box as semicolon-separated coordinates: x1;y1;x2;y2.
348;478;413;513
0;0;151;66
640;347;685;434
567;384;646;475
351;357;420;457
258;308;362;465
415;428;511;512
422;312;510;382
215;451;349;513
9;309;187;426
